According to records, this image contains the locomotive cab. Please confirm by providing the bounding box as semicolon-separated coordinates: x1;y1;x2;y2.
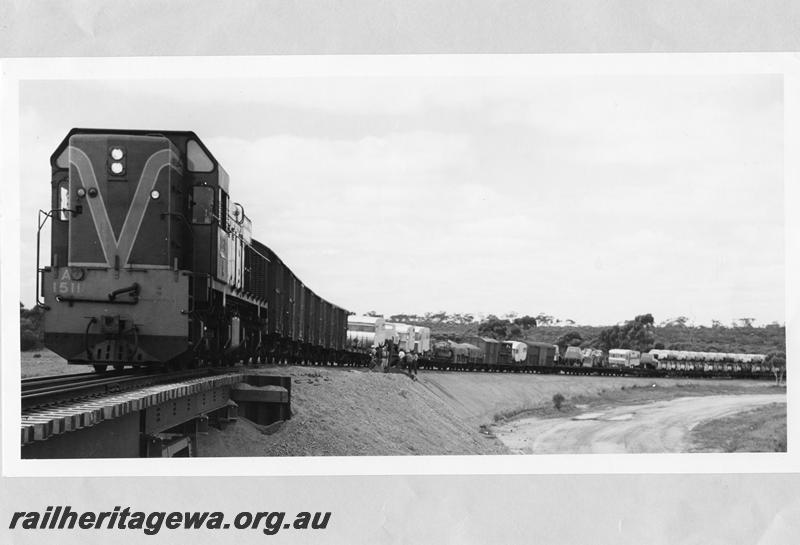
40;128;350;372
43;131;191;369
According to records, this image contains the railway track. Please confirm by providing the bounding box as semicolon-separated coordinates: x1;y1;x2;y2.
248;357;776;380
411;360;777;380
21;357;775;413
21;368;231;411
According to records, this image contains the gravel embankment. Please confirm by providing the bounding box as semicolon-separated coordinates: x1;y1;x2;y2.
20;351;780;456
197;365;776;457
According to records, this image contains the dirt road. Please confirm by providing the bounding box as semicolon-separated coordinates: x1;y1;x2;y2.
492;394;786;454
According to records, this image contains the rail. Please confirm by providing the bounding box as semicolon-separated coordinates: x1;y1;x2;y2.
21;368;222;411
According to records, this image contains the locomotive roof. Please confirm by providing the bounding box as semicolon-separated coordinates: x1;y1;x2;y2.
51;128;228;191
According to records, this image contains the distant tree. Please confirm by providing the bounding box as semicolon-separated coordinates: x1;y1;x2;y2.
535;313;554;326
737;317;756;328
766;352;786;386
20;302;44;351
555;331;583;351
661;316;690;327
365;310;381;317
654;342;665;350
598;314;655;352
635;314;655;326
508;325;522;338
429;311;447;323
478;316;511;340
512;315;538;330
711;320;723;328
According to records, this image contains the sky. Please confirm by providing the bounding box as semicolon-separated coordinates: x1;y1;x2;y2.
18;73;784;326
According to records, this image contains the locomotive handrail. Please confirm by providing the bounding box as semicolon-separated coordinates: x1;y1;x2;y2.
84;317;97;360
160;212;194;236
57;295;139;305
36;208;79;309
108;282;140;301
35;210;50;309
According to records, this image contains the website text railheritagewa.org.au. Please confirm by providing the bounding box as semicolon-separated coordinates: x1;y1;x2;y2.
8;506;331;536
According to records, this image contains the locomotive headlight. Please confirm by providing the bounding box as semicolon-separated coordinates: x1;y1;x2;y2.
150;189;160;200
76;187;86;198
110;162;124;175
110;147;124;160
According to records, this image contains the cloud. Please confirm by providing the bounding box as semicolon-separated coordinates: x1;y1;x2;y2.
16;74;784;325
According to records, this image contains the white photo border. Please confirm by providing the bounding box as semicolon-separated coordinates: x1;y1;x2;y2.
1;53;797;477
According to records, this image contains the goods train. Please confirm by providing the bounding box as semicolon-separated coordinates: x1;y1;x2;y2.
345;319;779;378
38;129;351;372
37;129;781;380
419;338;773;378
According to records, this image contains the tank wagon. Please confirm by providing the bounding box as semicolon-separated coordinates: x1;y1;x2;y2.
347;315;386;350
38;129;349;371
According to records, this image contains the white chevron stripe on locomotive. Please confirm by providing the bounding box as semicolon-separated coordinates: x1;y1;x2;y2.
68;146;181;268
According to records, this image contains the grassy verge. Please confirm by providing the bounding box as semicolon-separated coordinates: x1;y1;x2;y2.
689;403;787;452
491;382;786;423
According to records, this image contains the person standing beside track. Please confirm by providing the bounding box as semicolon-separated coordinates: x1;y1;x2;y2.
381;342;390;372
409;351;419;379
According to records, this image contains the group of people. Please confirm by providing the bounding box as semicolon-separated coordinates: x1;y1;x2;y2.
372;340;420;378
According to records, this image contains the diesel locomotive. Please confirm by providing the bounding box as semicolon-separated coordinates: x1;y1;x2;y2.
38;129;349;372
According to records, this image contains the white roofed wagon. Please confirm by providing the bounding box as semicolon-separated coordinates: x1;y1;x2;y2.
347;315;386;349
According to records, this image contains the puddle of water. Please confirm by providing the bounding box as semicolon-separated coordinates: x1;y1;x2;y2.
605;413;634;421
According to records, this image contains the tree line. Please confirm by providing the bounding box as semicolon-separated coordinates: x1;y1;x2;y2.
20;303;44;351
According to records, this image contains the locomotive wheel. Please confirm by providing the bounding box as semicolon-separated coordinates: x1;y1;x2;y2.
93;364;108;373
113;364;125;371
